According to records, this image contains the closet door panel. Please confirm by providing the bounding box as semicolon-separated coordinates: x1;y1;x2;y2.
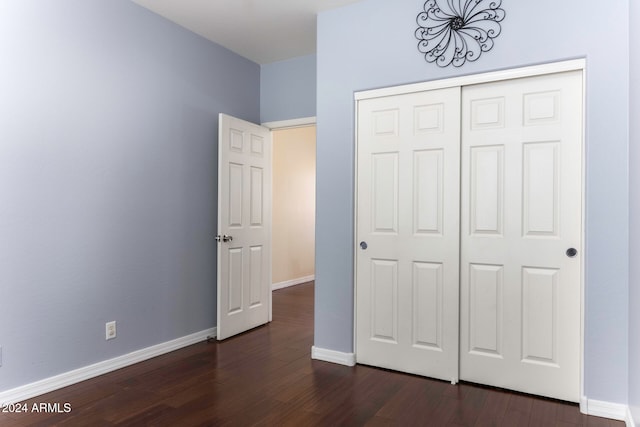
356;88;461;383
460;71;582;402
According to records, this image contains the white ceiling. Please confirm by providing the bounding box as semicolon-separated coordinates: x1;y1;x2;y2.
131;0;363;64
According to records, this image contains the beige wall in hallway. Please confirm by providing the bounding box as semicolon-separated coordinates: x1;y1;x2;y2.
272;125;316;285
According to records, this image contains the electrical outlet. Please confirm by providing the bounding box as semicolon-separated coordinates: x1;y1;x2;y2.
105;321;116;340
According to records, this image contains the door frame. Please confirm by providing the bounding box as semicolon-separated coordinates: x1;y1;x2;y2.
353;59;586;402
263;116;316;130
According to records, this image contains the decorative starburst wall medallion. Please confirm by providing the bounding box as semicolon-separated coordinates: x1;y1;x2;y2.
416;0;505;67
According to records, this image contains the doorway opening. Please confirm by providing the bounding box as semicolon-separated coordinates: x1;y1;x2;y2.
271;125;316;292
216;114;316;340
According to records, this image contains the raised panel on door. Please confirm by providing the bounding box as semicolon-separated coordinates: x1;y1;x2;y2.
413;150;443;235
468;263;503;358
370;259;399;342
469;146;504;236
217;114;272;341
227;248;244;314
228;163;244;227
250;166;264;227
412;262;443;350
522;267;559;365
523;142;559;237
356;87;460;383
460;71;582;402
249;246;264;307
372;153;399;234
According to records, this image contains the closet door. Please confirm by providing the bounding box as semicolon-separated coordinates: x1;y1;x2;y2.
355;88;461;382
459;71;582;402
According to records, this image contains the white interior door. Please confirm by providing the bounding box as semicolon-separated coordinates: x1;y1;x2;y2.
356;87;461;382
217;113;272;341
459;71;582;402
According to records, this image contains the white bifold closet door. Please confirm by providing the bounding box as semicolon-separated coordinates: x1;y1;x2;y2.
356;87;462;383
459;71;582;402
356;70;582;402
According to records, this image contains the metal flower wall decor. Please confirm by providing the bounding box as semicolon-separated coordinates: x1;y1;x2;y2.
416;0;505;67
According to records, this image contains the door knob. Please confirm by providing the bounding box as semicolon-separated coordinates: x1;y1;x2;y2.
360;241;368;250
566;248;577;258
222;235;233;242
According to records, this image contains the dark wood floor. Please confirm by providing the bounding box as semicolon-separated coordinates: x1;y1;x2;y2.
0;282;624;426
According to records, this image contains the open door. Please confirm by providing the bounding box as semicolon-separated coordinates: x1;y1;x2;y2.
217;113;272;340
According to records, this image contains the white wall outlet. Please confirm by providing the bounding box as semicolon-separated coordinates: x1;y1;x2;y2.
105;321;116;340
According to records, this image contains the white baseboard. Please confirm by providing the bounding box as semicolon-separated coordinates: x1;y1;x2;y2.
311;346;355;367
581;396;633;426
0;327;216;405
627;406;637;427
272;275;315;291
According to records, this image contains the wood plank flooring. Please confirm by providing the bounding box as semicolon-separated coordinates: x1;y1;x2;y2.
0;282;624;426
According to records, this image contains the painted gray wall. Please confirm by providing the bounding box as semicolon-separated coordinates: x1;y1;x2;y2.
0;0;259;392
260;54;316;123
316;0;630;404
629;0;640;423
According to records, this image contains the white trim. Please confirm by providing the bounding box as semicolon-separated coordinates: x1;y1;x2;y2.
352;96;361;367
355;59;586;100
579;65;587;406
580;396;632;424
0;328;216;405
272;275;315;291
262;116;316;130
580;395;587;414
627;406;636;427
311;346;356;367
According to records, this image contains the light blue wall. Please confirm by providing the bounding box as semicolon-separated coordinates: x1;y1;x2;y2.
0;0;259;392
629;0;640;423
316;0;630;404
260;54;316;123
